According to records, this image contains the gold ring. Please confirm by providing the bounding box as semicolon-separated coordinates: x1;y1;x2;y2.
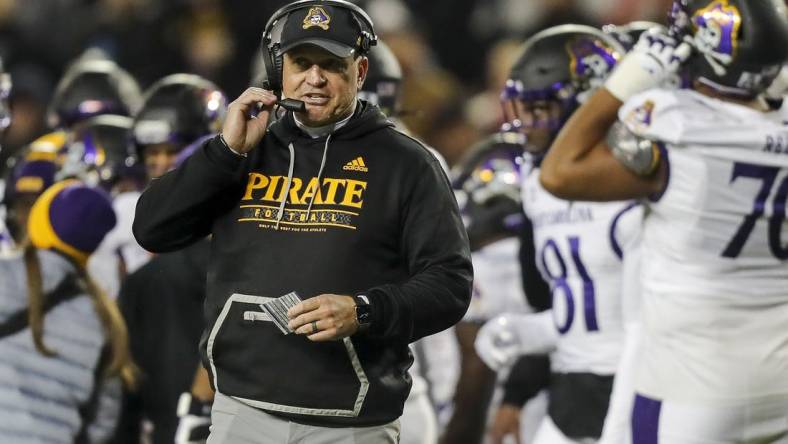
311;320;318;334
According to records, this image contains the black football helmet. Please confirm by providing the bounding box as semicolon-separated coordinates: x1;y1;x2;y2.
48;56;141;129
670;0;788;97
501;24;625;140
132;74;226;159
452;132;526;251
57;114;142;191
358;40;402;116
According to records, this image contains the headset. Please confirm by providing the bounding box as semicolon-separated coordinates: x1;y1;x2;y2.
260;0;378;112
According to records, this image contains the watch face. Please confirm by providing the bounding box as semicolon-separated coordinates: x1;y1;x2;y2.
356;301;372;325
358;307;371;323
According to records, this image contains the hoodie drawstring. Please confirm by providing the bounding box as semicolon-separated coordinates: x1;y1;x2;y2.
275;142;296;230
275;136;332;230
306;134;331;220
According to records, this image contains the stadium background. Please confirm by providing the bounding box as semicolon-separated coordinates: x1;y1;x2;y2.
0;0;672;170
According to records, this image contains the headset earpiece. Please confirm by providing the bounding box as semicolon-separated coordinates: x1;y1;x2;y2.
273;44;284;89
261;18;285;95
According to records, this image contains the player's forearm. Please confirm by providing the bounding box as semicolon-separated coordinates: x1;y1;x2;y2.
540;88;622;198
190;366;215;402
441;322;496;444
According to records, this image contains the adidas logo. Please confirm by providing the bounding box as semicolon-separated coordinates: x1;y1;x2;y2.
342;156;368;172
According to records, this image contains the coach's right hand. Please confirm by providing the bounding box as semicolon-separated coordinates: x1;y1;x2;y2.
222;87;278;154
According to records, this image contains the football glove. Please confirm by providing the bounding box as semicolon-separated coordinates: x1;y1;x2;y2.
605;28;693;101
474;311;558;372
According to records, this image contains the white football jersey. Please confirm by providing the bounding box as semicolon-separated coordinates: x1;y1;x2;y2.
0;181;17;258
89;191;151;298
464;238;532;323
0;192;17;259
620;88;788;403
522;161;641;375
0;216;17;259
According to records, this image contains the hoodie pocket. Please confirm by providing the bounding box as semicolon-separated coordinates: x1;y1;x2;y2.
206;293;370;417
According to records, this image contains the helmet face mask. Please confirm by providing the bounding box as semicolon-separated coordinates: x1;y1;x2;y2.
500;90;564;154
501;24;624;154
58;115;137;192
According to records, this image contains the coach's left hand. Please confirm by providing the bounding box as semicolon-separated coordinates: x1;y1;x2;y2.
288;294;359;341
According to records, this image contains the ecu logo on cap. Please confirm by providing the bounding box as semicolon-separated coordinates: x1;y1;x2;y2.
303;7;331;30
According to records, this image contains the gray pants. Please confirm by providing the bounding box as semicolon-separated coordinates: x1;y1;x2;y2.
207;392;400;444
399;391;437;444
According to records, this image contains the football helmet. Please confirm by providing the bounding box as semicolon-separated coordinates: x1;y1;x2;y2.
669;0;788;97
501;24;625;142
48;55;141;129
452;132;526;251
132;74;226;159
58;114;140;191
359;40;402;116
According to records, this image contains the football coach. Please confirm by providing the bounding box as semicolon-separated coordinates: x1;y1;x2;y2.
132;0;473;442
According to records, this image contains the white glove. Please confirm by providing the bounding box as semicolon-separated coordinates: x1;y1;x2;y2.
474;311;558;372
174;393;212;444
605;29;693;102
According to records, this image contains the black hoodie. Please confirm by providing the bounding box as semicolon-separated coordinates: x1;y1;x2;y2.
133;102;473;427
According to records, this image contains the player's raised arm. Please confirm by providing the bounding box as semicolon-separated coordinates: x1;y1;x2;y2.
540;30;691;201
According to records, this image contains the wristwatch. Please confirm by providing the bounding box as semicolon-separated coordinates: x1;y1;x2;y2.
355;294;372;332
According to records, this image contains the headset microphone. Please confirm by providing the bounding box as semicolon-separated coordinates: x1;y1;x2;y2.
277;98;307;113
256;77;307;114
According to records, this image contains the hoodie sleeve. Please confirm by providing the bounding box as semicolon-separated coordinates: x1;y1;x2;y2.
363;155;473;344
133;136;245;253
